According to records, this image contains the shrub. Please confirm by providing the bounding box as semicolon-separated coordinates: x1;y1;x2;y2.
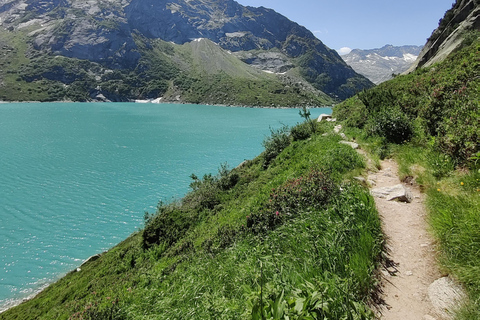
290;121;312;141
367;106;414;144
262;125;291;168
142;202;192;249
246;169;336;234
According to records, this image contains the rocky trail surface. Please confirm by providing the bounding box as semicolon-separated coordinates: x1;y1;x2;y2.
366;159;465;320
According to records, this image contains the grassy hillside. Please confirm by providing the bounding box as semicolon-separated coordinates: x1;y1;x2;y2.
0;28;333;106
334;32;480;319
1;121;383;319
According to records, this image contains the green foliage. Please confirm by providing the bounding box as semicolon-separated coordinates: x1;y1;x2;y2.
2;126;383;319
428;177;480;320
262;125;291;168
333;33;480;319
334;34;480;165
366;106;414;144
246;169;336;234
290;121;312;141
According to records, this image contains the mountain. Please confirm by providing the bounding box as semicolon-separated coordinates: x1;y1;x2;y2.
406;0;480;72
0;0;373;104
341;45;423;84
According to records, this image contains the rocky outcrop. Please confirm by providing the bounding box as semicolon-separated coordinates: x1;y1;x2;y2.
0;0;373;101
406;0;480;72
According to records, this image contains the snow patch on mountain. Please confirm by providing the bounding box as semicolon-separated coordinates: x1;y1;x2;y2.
342;45;422;84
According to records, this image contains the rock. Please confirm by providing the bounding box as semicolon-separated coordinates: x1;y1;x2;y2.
317;113;332;122
339;132;347;139
428;277;465;319
354;176;366;183
370;184;413;203
339;141;359;149
333;124;342;133
406;0;480;72
80;253;102;267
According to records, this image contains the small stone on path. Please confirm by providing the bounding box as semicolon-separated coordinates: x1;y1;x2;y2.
371;184;413;203
339;141;359;149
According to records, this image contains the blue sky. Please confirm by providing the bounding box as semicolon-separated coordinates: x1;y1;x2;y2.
236;0;455;54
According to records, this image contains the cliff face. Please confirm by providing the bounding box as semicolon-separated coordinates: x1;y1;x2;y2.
406;0;480;72
0;0;372;102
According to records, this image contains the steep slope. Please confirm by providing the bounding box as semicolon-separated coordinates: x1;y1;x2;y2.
0;124;384;319
406;0;480;72
0;0;372;104
342;45;422;84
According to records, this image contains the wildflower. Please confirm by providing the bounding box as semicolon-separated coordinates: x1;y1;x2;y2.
275;211;279;216
437;188;441;192
460;182;464;186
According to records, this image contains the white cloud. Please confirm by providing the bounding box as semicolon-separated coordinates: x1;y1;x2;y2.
337;47;352;55
313;29;328;35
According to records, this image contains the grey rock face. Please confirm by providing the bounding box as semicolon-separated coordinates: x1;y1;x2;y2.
406;0;480;72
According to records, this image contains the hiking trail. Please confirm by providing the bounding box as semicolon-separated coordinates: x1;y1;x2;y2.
364;158;465;320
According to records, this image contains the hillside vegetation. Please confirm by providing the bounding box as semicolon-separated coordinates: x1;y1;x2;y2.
0;0;372;104
0;28;333;106
334;32;480;319
1;121;383;319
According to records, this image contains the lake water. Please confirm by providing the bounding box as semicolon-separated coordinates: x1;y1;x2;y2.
0;102;331;310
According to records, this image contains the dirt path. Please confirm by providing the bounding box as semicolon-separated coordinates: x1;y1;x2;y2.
368;159;445;320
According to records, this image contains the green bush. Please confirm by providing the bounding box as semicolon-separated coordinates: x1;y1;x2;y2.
290;121;312;141
367;106;414;144
142;202;192;249
262;125;291;168
246;169;336;234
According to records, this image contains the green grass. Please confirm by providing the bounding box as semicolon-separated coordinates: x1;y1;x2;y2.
1;122;383;319
333;32;480;320
0;29;333;106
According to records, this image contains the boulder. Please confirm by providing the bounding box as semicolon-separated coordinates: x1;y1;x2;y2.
428;277;465;319
317;113;332;122
370;184;412;203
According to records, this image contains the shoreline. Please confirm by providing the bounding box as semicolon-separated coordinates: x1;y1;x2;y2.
0;283;50;314
0;100;334;109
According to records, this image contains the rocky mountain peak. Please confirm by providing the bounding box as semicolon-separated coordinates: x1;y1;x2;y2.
342;45;423;84
0;0;373;102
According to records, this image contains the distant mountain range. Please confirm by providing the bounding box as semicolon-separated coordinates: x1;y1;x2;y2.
0;0;373;104
341;45;423;84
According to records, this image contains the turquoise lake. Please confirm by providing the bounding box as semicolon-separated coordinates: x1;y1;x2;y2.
0;102;331;310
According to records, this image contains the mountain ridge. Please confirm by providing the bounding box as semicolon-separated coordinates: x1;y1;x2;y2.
341;44;422;84
0;0;373;104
